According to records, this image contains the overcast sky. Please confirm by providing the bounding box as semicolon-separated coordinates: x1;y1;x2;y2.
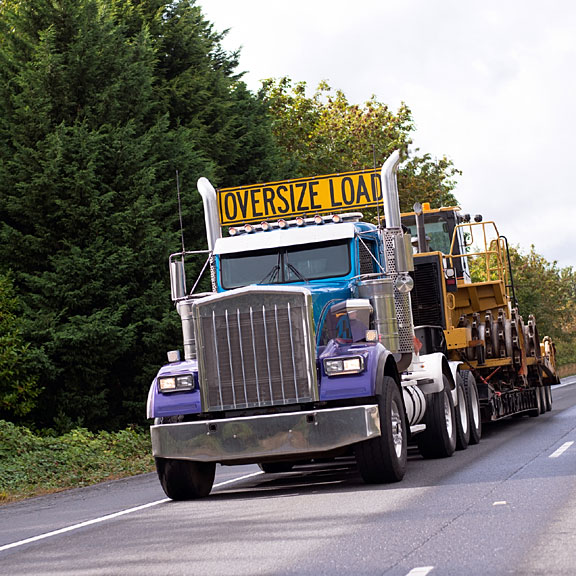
201;0;575;269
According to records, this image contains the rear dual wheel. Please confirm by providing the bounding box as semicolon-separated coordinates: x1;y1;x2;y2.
544;384;553;412
418;375;457;459
455;374;470;451
461;371;482;445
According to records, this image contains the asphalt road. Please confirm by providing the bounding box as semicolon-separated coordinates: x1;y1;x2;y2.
2;377;576;575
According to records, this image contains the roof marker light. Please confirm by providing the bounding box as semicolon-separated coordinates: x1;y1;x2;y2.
314;214;324;225
332;214;343;224
295;216;305;227
229;227;238;236
261;221;270;231
244;224;255;234
277;219;288;229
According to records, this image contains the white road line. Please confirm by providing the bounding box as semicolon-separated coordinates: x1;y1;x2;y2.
405;567;434;576
0;470;264;553
549;441;574;458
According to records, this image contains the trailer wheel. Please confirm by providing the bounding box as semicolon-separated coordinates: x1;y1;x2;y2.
455;374;470;451
258;462;295;473
461;371;482;445
539;386;547;415
355;376;407;483
155;457;216;500
544;384;553;412
417;375;457;459
528;386;542;417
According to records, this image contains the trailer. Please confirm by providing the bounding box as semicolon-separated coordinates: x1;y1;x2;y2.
401;203;559;423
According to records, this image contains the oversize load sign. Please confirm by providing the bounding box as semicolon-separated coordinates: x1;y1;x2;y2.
218;169;382;225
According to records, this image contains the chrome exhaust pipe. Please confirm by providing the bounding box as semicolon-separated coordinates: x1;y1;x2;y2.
197;177;221;251
381;150;402;229
380;151;415;366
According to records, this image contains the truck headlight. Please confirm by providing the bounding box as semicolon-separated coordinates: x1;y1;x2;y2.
323;356;365;376
158;374;195;393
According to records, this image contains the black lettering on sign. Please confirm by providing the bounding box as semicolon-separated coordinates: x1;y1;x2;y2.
250;188;263;218
262;187;275;216
329;178;342;207
276;185;290;214
218;169;382;224
296;182;309;211
356;175;370;205
341;177;355;205
371;173;382;201
237;190;250;220
223;192;237;222
309;180;322;210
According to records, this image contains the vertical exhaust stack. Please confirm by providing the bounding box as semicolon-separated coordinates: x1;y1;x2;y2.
197;177;221;292
381;151;415;371
197;177;222;252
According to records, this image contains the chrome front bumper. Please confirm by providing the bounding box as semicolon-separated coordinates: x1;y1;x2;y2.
151;405;380;463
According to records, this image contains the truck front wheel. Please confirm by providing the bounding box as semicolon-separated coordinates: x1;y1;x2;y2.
417;375;457;459
155;457;216;500
355;376;407;484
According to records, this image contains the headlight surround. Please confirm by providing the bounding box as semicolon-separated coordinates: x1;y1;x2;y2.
323;356;365;376
158;374;195;393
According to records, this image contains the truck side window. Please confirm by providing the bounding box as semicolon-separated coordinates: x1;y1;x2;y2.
359;239;376;275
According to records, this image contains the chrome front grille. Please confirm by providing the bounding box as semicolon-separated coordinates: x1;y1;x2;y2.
194;286;318;412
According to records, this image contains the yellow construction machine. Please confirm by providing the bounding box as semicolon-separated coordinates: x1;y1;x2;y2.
400;203;559;421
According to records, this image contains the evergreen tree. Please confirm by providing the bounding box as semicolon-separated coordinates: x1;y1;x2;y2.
0;271;42;420
0;0;274;429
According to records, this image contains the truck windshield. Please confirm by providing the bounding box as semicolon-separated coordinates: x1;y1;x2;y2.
220;239;351;289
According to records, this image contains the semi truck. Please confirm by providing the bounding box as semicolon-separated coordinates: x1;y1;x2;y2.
147;150;555;500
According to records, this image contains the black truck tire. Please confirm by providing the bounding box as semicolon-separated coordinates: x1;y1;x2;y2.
461;371;482;445
528;385;542;417
544;384;553;412
155;457;216;500
417;375;457;459
539;386;547;414
455;374;470;451
258;462;295;473
355;376;407;484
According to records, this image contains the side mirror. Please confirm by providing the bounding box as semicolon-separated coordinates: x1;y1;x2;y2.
170;258;187;301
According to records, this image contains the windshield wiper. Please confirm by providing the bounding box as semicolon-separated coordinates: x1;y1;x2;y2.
258;264;280;284
287;263;308;282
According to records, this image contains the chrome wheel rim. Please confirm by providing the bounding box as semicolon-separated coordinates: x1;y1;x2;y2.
391;399;404;458
444;389;454;436
458;385;469;435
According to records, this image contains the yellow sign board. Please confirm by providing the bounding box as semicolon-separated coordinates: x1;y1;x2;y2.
217;169;382;225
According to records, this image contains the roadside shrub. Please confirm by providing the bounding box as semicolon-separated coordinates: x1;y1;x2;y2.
0;421;153;502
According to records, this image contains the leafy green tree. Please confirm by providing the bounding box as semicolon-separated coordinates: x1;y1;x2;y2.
261;77;459;210
508;246;576;364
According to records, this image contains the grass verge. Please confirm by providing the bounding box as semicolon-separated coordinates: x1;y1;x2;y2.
0;420;154;503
